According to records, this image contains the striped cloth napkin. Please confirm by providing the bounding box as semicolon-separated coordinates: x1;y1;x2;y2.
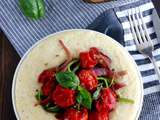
0;0;160;119
115;1;160;119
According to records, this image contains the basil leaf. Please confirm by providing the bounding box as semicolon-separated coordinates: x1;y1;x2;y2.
56;71;80;89
19;0;45;19
118;97;134;104
43;104;61;113
76;86;92;109
93;84;103;100
35;90;43;101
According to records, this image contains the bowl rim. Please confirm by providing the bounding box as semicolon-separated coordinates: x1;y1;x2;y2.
12;29;144;120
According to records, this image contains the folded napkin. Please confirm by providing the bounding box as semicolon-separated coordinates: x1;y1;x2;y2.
0;0;160;119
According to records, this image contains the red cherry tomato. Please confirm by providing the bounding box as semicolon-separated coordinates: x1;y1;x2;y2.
38;68;56;96
41;78;55;96
63;108;88;120
89;47;111;68
89;47;100;60
95;88;117;112
80;52;97;68
88;110;109;120
52;85;76;108
78;70;98;91
38;67;56;84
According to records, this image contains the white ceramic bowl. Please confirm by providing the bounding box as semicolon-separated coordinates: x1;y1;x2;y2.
12;29;143;120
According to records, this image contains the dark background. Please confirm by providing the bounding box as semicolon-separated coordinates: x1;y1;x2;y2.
0;0;160;119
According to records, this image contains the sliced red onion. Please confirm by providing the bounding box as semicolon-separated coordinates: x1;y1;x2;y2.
111;83;126;90
93;68;107;76
58;40;73;72
114;71;127;79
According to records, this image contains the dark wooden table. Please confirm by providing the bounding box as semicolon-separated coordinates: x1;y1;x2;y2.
0;0;160;120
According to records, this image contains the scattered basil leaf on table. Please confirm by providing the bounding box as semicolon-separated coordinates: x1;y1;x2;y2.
76;86;92;109
93;83;103;100
19;0;45;19
56;71;80;90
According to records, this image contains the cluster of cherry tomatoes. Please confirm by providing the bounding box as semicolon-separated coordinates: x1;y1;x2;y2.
36;42;128;120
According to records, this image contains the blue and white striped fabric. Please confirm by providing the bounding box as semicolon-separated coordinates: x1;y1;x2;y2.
115;0;160;95
0;0;139;56
0;0;160;119
114;1;160;119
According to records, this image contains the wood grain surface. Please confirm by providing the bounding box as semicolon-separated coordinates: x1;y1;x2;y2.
0;0;160;120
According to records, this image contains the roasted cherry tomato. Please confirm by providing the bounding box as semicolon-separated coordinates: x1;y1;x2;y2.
78;70;98;91
41;78;55;96
38;67;56;84
52;85;76;108
80;52;97;68
88;110;109;120
63;108;88;120
89;47;100;60
89;47;111;68
95;88;117;112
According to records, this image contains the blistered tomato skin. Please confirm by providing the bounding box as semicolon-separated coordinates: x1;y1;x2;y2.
41;78;55;96
89;47;111;68
38;68;56;96
89;47;100;60
38;68;56;84
78;70;98;91
88;110;109;120
63;108;88;120
52;85;76;108
96;88;117;112
80;52;97;68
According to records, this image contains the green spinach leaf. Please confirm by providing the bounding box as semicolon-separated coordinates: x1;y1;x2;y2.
76;86;92;109
97;77;109;88
35;90;43;101
67;59;79;72
118;97;134;104
93;83;103;100
43;104;61;113
56;71;80;90
19;0;45;19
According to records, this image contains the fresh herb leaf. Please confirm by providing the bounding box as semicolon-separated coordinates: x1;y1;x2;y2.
118;97;134;104
19;0;45;19
97;77;109;88
76;86;92;109
43;104;61;113
93;83;103;100
35;90;43;101
67;59;79;72
56;71;80;90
